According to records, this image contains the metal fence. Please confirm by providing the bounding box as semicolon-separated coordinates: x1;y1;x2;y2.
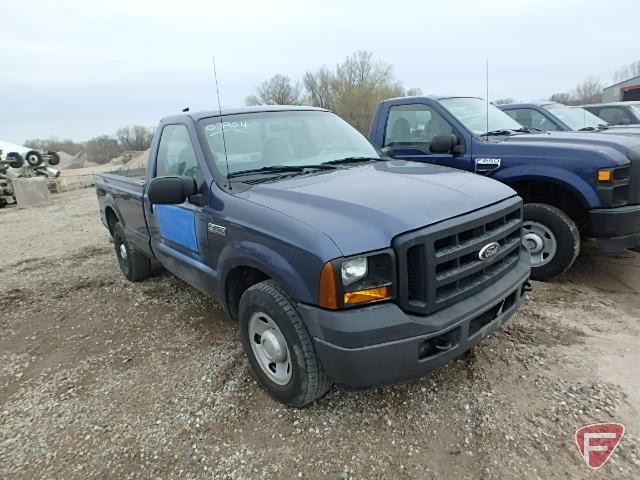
47;166;146;194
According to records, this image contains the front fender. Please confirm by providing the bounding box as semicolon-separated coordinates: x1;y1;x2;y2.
217;240;320;306
492;165;601;208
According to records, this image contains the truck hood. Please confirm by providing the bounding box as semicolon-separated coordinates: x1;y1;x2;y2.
502;131;640;154
597;126;640;137
492;131;640;167
241;161;517;256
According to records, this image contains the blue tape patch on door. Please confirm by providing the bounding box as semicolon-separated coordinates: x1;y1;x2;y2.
155;205;199;253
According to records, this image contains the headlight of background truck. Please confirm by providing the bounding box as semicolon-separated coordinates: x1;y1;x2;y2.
318;250;395;309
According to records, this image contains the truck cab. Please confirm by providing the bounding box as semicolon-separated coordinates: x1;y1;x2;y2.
369;96;640;279
498;101;640;137
96;105;531;406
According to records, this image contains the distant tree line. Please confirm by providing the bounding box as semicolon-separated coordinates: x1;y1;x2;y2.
24;125;154;164
245;50;422;133
546;59;640;106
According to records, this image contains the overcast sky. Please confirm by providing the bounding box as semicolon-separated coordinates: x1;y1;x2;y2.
1;0;638;144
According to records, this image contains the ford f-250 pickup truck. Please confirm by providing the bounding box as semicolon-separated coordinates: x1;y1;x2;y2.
369;96;640;280
96;105;531;407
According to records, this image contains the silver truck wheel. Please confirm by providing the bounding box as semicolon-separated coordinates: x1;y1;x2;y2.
523;203;580;281
248;312;292;385
522;220;557;267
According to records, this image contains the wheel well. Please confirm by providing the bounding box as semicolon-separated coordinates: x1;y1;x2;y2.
225;266;270;321
508;180;589;230
105;207;119;234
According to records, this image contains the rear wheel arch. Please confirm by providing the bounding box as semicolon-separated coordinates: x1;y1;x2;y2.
105;206;120;234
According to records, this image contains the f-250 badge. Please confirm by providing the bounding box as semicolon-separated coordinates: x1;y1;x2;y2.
475;158;501;174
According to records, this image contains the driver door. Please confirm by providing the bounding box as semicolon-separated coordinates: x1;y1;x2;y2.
383;103;471;171
145;123;213;295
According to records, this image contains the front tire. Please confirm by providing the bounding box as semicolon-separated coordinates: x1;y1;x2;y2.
112;221;151;281
523;203;580;281
25;150;43;166
238;280;332;407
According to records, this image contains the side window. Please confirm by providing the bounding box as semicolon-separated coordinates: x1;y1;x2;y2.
505;109;532;128
384;104;453;150
529;110;560;131
598;107;631;125
506;109;559;131
156;125;200;180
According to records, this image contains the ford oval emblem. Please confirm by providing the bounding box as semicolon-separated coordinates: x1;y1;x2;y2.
478;242;500;261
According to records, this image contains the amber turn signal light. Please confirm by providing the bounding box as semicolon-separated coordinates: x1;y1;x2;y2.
343;286;391;305
597;169;613;182
318;262;338;309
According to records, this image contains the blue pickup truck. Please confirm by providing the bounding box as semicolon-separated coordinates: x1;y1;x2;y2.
498;101;640;137
369;96;640;280
96;105;531;406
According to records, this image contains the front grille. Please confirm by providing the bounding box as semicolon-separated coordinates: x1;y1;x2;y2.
394;197;523;315
629;159;640;205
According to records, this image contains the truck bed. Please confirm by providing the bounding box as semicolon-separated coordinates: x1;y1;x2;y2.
96;169;152;258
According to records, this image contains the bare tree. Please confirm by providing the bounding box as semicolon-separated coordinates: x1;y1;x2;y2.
84;135;123;164
405;87;423;97
549;92;572;104
572;77;603;105
245;74;302;105
24;137;83;155
613;60;640;83
303;66;336;109
331;51;404;133
116;125;153;151
493;98;515;105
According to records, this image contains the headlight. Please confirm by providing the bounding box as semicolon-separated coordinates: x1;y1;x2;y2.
341;257;368;285
318;250;395;309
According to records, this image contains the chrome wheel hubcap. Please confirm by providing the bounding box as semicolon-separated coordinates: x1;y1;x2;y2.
248;312;292;385
522;221;557;267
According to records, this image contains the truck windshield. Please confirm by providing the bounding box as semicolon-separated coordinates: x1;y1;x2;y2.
199;110;381;176
544;104;606;130
439;97;522;136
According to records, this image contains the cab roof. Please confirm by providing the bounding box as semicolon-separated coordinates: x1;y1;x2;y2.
161;105;328;124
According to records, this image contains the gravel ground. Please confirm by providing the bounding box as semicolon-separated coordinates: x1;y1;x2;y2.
1;188;639;479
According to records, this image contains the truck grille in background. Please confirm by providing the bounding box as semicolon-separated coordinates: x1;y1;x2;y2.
394;197;523;315
629;159;640;205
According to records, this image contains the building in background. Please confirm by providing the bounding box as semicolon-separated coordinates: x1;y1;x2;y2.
602;75;640;102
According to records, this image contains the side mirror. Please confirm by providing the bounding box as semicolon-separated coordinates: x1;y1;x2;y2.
147;176;197;205
429;134;459;154
381;146;395;158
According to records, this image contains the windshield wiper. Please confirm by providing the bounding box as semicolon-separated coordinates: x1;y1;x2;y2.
578;126;598;131
228;164;335;178
513;127;541;133
481;129;514;137
322;156;384;165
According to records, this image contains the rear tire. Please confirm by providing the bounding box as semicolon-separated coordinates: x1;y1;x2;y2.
523;203;580;281
47;151;60;166
7;152;24;169
112;221;151;281
25;150;43;166
238;280;332;407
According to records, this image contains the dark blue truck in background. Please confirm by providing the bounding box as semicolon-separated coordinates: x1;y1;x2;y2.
498;101;640;137
369;96;640;280
96;106;531;406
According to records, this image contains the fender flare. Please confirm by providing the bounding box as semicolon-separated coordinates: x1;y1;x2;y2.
217;240;317;307
493;165;600;208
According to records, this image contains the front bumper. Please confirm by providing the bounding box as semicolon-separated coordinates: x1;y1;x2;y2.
297;249;531;388
589;204;640;251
